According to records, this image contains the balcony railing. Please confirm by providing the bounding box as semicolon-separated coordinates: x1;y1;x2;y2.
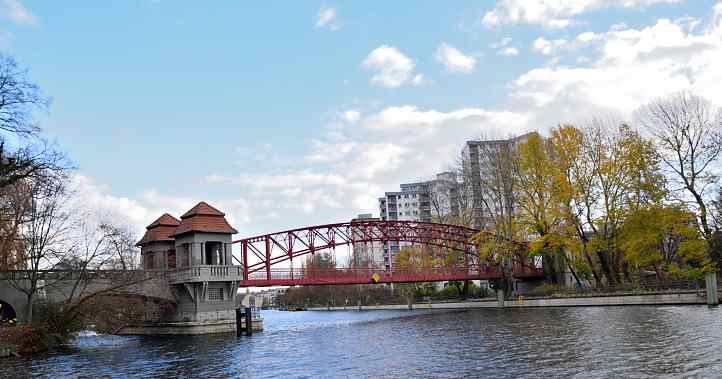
168;265;243;284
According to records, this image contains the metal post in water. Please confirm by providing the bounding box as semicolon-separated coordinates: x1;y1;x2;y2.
245;307;253;336
497;289;505;308
705;272;719;306
235;308;242;337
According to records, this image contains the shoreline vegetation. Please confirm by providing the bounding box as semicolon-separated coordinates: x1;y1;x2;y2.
278;278;707;309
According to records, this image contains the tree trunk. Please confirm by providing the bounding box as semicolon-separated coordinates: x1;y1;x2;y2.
555;249;567;285
583;251;601;284
596;250;617;286
543;255;559;285
23;292;34;324
567;261;582;287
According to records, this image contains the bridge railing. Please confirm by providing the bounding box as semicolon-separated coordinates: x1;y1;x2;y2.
245;267;499;282
0;270;167;281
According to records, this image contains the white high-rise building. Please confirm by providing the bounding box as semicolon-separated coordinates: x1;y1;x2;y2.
377;173;460;268
350;214;385;268
461;132;536;229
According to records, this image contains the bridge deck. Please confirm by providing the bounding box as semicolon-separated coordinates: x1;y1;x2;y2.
239;267;544;287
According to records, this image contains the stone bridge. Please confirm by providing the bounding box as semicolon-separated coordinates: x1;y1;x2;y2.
0;271;174;324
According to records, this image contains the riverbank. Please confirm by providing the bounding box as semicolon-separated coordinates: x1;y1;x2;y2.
309;290;712;310
0;325;31;357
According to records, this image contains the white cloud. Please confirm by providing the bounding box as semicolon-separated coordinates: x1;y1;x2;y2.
512;13;722;120
490;37;520;56
315;6;340;31
500;46;520;56
205;104;531;230
482;0;681;29
532;37;569;55
1;0;37;26
343;110;360;123
434;43;476;73
69;173;259;237
411;74;425;86
361;45;421;88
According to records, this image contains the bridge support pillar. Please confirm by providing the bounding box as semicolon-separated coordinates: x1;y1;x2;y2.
497;289;505;308
705;272;718;306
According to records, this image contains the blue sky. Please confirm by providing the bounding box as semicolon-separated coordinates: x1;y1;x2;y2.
2;0;721;237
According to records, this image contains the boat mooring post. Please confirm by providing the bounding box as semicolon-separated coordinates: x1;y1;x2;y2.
706;272;719;306
245;307;253;336
235;308;243;337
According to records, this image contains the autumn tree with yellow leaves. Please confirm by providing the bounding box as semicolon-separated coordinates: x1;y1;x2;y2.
472;93;720;287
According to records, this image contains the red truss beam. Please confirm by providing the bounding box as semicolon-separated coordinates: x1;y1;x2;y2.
232;220;543;285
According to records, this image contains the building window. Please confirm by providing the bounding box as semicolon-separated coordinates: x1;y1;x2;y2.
208;287;224;301
167;250;176;269
182;243;191;267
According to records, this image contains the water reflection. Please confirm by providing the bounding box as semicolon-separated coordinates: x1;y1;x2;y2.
2;306;722;378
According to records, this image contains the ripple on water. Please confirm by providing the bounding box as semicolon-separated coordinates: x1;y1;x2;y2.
3;306;722;378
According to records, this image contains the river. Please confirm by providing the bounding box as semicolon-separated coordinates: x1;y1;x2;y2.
2;306;722;378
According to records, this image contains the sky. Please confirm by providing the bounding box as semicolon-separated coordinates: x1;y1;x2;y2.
2;0;722;238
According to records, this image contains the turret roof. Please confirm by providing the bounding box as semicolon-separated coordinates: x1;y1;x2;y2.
136;213;181;246
171;201;238;237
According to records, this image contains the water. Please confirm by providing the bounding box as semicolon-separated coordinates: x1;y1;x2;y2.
3;306;722;378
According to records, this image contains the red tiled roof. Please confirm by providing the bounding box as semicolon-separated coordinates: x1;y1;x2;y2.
171;201;238;237
147;213;180;228
180;201;225;219
136;213;181;246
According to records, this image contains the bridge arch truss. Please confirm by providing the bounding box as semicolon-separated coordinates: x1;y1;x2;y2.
232;220;543;286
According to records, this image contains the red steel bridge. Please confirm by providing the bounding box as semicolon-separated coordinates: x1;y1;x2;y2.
232;220;544;287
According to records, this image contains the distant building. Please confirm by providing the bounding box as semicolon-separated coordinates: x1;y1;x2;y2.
377;173;460;269
461;132;536;229
254;288;287;308
350;214;384;268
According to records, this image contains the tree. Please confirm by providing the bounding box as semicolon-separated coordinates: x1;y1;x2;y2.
0;54;67;191
101;224;140;270
514;133;571;285
0;54;48;137
450;153;476;228
619;205;710;280
393;246;435;269
0;180;32;269
549;124;601;284
9;176;73;322
429;174;456;224
0;54;67;274
544;122;666;286
637;91;722;242
8;172;147;326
